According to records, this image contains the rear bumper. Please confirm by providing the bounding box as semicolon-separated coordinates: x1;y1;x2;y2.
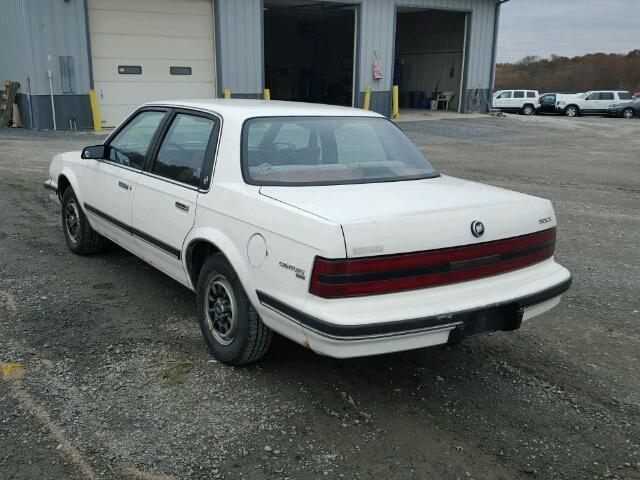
256;272;571;358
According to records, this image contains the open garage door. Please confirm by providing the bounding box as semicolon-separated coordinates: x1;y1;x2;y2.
393;8;467;113
264;0;356;107
88;0;216;127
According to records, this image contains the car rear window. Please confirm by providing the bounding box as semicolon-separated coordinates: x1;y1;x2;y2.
241;116;439;186
527;91;536;98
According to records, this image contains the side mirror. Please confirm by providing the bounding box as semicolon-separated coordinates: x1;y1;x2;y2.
81;145;106;160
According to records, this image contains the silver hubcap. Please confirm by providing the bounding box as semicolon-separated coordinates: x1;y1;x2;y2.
624;110;633;118
205;276;237;345
65;200;80;243
567;107;576;117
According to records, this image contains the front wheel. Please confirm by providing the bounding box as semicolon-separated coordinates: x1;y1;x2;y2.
623;108;635;119
565;105;579;117
61;188;104;255
196;254;272;365
522;104;535;116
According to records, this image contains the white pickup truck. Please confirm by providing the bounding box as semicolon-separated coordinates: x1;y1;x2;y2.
557;91;634;117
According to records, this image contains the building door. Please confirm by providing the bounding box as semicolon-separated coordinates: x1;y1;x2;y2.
87;0;216;127
263;1;356;107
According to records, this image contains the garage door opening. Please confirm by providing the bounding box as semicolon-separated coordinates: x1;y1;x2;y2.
264;1;356;106
393;8;467;114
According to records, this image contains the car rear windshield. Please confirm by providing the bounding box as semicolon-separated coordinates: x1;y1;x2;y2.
241;116;439;186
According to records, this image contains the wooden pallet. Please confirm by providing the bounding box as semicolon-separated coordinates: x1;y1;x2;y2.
0;81;20;127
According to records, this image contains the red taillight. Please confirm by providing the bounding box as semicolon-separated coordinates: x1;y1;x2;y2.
309;228;556;298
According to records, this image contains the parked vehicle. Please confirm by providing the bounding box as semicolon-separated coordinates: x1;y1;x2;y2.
492;90;540;115
607;98;640;118
44;100;571;365
537;93;580;115
557;91;634;117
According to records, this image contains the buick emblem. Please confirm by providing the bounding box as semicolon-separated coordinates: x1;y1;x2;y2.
470;220;485;237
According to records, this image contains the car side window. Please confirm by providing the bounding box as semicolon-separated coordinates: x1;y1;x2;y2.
600;92;614;100
527;91;536;98
107;111;166;169
497;91;512;99
618;92;632;100
585;93;599;101
513;91;524;98
151;113;217;188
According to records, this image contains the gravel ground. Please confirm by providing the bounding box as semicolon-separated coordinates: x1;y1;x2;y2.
1;114;639;480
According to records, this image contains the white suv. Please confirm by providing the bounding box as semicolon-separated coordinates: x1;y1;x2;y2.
44;100;571;365
492;90;540;115
557;91;634;117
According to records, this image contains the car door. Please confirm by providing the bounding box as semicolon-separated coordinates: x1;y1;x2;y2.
131;109;220;285
81;109;168;254
513;90;525;109
582;92;600;113
539;94;555;113
597;92;615;112
493;90;512;109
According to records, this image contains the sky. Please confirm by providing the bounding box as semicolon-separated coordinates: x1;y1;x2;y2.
497;0;638;63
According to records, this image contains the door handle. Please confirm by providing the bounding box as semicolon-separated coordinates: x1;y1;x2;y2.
118;181;130;191
175;202;189;212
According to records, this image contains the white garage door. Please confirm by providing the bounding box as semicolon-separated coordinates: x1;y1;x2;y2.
88;0;216;127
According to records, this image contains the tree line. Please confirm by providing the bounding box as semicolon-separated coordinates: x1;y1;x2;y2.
495;50;640;94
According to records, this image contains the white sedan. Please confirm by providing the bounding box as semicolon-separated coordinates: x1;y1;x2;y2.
44;100;571;365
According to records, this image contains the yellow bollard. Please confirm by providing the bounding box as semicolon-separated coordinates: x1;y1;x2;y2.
392;85;400;120
363;86;371;111
263;88;271;101
88;90;102;133
224;88;231;99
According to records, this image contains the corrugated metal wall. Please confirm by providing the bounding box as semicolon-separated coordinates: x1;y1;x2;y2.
22;0;92;96
0;0;29;89
214;0;263;96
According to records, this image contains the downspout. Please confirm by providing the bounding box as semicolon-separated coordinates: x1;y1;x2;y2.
489;0;511;108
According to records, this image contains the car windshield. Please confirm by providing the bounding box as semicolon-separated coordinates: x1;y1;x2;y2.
241;116;439;186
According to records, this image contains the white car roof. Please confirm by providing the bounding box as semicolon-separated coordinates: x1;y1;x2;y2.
142;99;384;120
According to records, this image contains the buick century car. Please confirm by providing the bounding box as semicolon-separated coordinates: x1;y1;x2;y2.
44;100;572;365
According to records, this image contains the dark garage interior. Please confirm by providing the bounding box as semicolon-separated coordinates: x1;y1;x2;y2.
394;8;466;112
264;0;356;106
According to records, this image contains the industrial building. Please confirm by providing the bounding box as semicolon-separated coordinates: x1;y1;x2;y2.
0;0;506;129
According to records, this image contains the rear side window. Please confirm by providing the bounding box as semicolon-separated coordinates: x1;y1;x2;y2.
108;111;166;169
600;92;614;100
527;91;536;98
514;91;525;98
497;91;512;99
152;114;217;187
618;92;632;100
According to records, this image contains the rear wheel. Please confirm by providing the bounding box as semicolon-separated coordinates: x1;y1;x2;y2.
623;108;635;119
565;105;579;117
61;188;104;255
196;254;272;365
522;104;535;116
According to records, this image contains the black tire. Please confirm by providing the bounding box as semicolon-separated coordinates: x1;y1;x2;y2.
522;104;535;116
565;105;579;117
61;188;104;255
623;108;635;119
196;254;272;365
